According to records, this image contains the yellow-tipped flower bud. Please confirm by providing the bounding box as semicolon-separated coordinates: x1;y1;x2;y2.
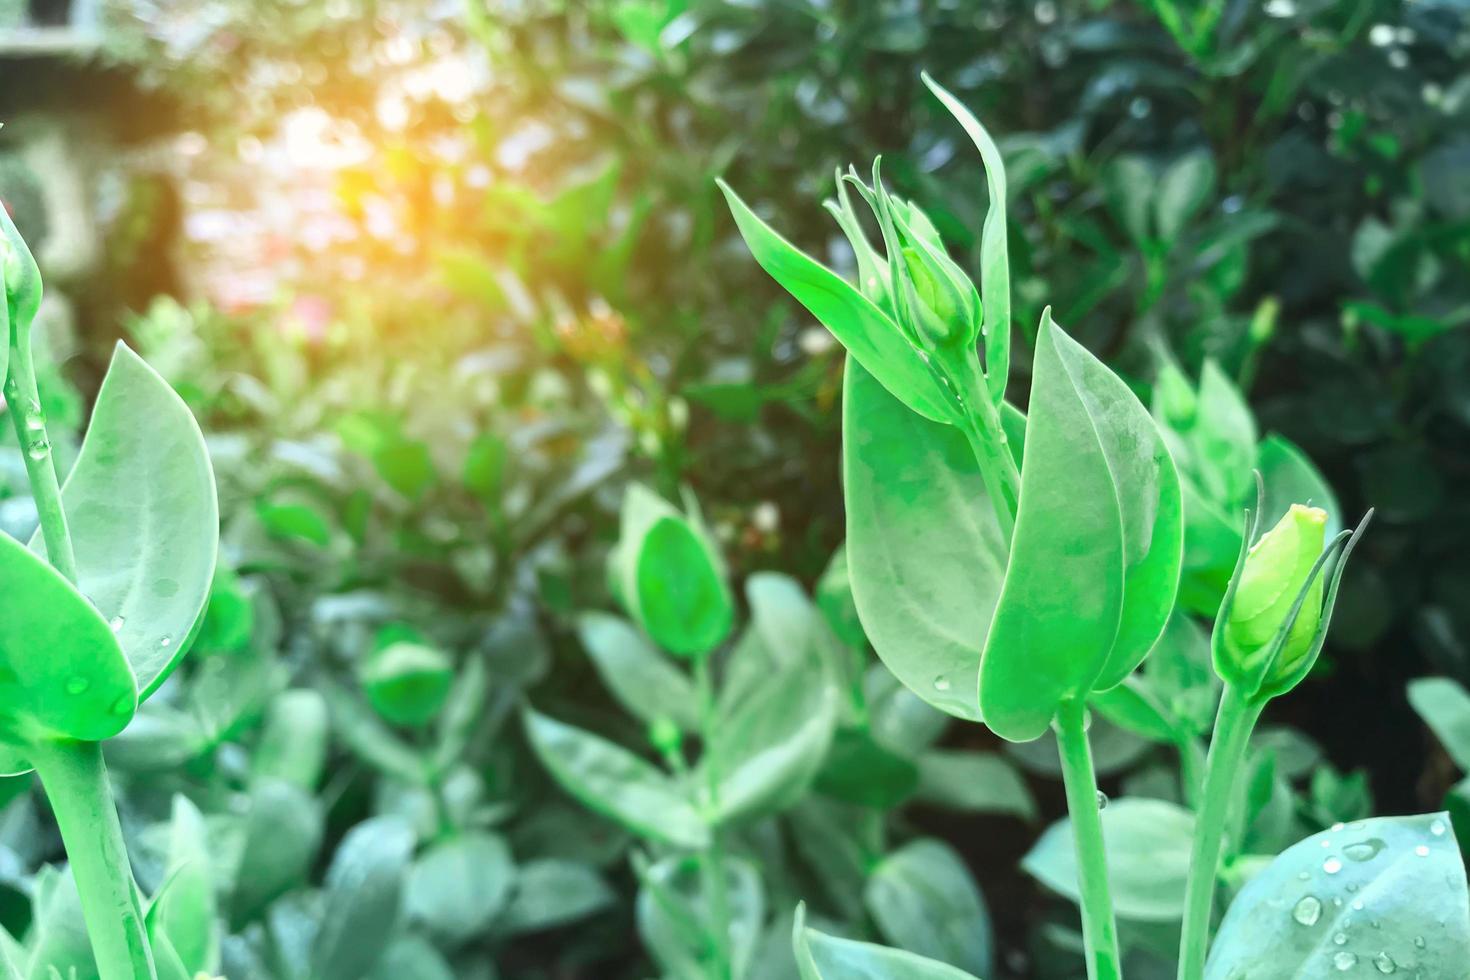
1226;504;1328;680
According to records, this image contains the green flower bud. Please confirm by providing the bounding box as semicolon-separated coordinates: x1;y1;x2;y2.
360;642;454;727
0;205;41;330
1225;504;1328;681
647;716;682;755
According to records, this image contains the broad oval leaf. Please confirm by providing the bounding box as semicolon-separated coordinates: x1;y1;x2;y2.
494;859;614;936
1022;797;1194;922
1204;812;1470;979
0;527;136;758
981;314;1137;740
1408;677;1470;771
794;904;982;980
522;708;709;848
719;180;957;424
32;343;218;698
405;831;514;942
577;611;698;730
844;358;1008;720
865;838;993;977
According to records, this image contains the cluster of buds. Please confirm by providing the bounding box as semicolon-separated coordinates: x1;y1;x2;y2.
826;162;983;367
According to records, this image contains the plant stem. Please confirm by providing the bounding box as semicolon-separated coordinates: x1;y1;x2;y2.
693;655;732;980
30;739;156;980
959;355;1020;542
4;327;77;583
1053;698;1122;980
1177;684;1264;980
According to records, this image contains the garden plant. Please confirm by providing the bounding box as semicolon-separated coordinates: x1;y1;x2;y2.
1;209;219;977
720;74;1470;979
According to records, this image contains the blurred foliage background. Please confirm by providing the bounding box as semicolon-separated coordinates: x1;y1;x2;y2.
0;0;1468;977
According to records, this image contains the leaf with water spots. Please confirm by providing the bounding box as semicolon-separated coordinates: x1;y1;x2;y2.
1205;812;1470;979
0;528;136;772
30;343;219;699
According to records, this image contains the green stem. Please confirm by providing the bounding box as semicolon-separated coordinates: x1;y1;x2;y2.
958;355;1020;543
693;656;732;980
30;739;156;980
4;327;77;583
1177;684;1263;980
1053;698;1122;980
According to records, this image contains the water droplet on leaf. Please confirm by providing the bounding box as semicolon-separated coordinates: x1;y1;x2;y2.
64;676;89;695
1374;952;1397;974
1292;896;1322;926
1324;857;1343;874
1334;951;1358;971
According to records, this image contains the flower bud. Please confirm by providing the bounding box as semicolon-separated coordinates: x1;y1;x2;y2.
1225;504;1328;681
0;205;41;330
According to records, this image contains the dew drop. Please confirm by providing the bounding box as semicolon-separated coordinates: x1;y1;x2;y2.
108;615;125;633
1321;839;1334;849
1334;932;1348;946
1374;952;1397;974
1298;871;1312;881
932;675;951;692
64;676;89;695
1292;896;1322;926
1352;899;1365;911
25;441;49;461
1430;819;1446;837
1414;845;1430;857
160;635;172;649
111;694;133;715
1332;822;1346;832
1413;936;1426;949
1334;951;1358;971
1323;857;1344;874
1096;791;1109;810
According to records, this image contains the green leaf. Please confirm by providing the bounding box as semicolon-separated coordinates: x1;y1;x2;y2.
228;779;324;927
522;708;709;848
1090;677;1181;744
843;357;1008;721
914;750;1036;820
1155;150;1216;243
817;728;921;808
366;936;455;980
1204;813;1470;978
1408;677;1470;771
746;571;819;666
251;689;329;790
638;854;765;980
816;545;867;648
616;485;733;658
982;313;1181;739
494;859;614;936
706;658;836;824
577;611;698;730
793;903;982;980
922;72;1010;405
371;437;435;501
24;867;92;980
719;180;956;424
311;817;416;980
405;832;514;943
1190;360;1257;509
1022;798;1195;921
33;343;218;698
865;839;993;977
153;795;219;975
0;525;136;757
